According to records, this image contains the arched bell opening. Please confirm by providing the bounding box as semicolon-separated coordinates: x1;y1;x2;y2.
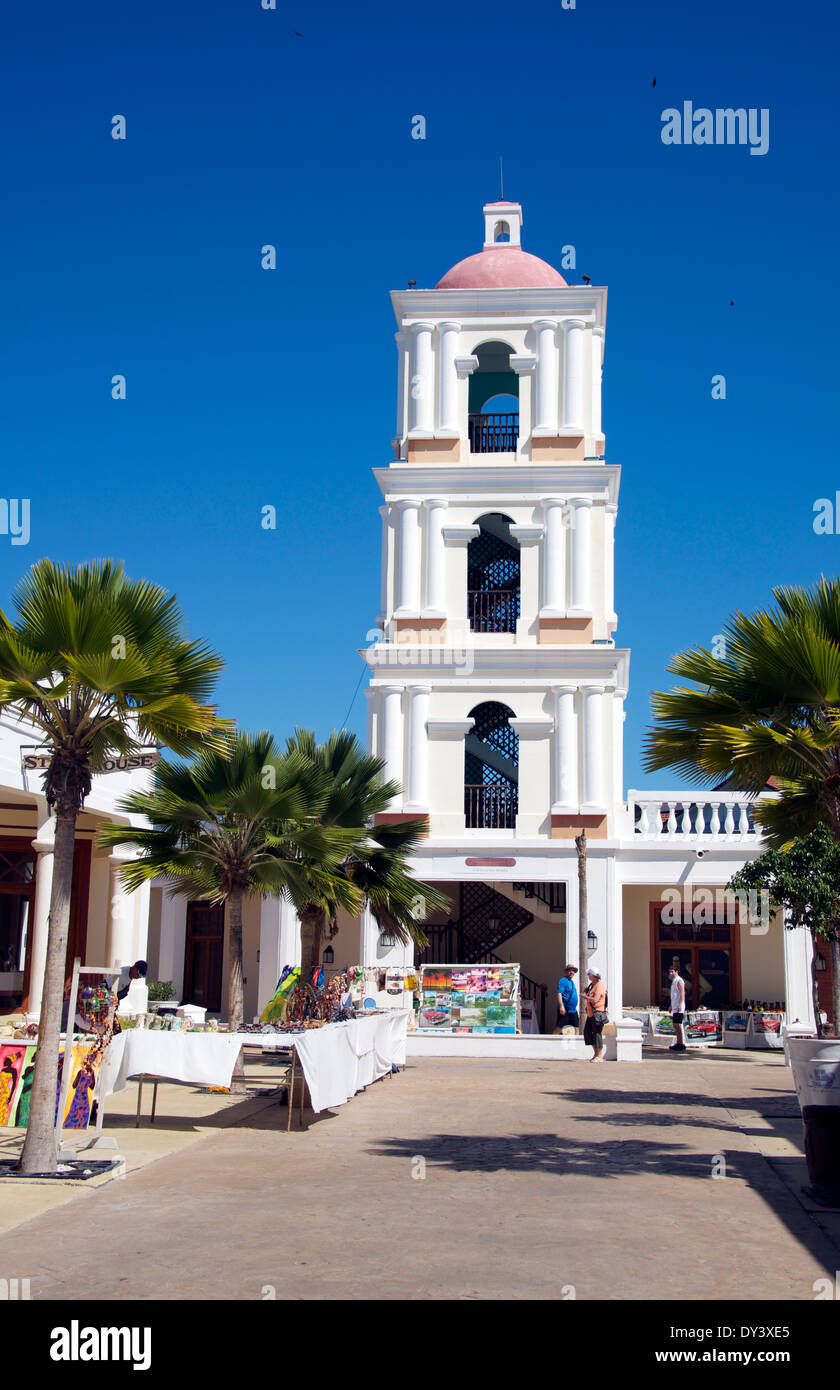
468;341;518;453
467;513;520;634
464;701;519;829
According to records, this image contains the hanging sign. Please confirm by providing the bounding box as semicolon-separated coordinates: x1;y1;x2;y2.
23;749;160;774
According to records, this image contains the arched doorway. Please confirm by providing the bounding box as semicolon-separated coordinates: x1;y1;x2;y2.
468;341;518;453
465;701;518;829
468;513;520;633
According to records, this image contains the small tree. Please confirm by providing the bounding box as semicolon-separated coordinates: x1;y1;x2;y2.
0;559;227;1173
728;826;840;1037
284;730;448;979
99;732;352;1029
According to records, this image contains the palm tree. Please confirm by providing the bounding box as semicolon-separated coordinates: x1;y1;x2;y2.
284;730;449;980
644;576;840;1026
0;559;228;1174
98;732;353;1028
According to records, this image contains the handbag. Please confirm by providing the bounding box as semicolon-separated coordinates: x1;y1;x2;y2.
591;1009;609;1026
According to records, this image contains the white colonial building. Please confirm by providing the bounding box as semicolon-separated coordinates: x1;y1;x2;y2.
9;200;823;1038
345;199;819;1034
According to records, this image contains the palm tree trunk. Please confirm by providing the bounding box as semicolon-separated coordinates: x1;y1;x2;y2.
576;831;588;1036
300;906;326;985
227;891;244;1031
18;811;77;1174
831;938;840;1037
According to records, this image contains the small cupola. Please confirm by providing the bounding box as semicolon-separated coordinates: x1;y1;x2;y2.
483;201;523;249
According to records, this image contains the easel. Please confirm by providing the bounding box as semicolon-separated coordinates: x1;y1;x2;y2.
56;958;117;1157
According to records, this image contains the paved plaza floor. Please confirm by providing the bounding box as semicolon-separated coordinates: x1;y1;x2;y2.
0;1050;838;1301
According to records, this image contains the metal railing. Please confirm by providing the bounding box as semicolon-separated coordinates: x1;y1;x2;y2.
512;882;566;914
465;783;517;829
468;588;520;633
468;412;518;453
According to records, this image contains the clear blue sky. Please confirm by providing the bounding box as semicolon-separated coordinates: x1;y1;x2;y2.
2;0;838;791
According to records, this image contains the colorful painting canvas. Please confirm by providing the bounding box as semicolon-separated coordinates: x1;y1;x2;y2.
0;1043;36;1128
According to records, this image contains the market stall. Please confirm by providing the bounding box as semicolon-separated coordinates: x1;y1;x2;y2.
277;1011;409;1114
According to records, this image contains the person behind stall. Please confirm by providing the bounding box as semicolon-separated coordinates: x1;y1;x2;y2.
554;964;579;1033
668;966;687;1053
109;959;147;1002
582;968;607;1063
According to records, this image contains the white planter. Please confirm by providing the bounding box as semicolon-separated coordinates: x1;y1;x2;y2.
787;1037;840;1205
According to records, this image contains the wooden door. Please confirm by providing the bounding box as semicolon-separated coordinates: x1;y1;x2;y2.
183;903;224;1011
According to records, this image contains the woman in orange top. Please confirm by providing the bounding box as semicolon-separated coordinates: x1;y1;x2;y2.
582;969;607;1063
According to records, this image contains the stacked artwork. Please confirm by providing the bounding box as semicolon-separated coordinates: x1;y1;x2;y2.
0;1041;103;1129
419;964;519;1034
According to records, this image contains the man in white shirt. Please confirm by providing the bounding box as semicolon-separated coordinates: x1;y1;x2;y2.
668;965;687;1052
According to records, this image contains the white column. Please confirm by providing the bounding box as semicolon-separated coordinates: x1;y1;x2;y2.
581;683;606;811
27;814;55;1018
395;330;408;444
157;887;187;999
604;502;617;628
408;321;435;436
359;901;379;968
562;318;586;432
612;688;626;805
541;497;566;615
378;505;389;622
551;683;578;812
364;686;378;756
394;498;422;615
533;319;559;433
404;685;431;811
568;496;593;615
278;896;302;969
783;918;816;1030
424;498;448;615
379;685;404;800
605;857;623;1023
106;849;137;968
437;321;461;435
257;897;282;1018
591;325;604;443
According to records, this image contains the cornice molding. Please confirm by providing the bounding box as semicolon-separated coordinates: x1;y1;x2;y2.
374;464;621;506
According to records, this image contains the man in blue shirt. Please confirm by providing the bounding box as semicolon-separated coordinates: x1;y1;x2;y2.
554;964;579;1032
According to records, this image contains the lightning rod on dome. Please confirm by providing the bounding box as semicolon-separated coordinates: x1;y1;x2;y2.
499;157;503;201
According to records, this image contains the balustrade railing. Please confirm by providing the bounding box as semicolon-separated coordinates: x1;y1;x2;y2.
468;412;518;453
465;783;517;830
628;791;760;841
468;588;520;633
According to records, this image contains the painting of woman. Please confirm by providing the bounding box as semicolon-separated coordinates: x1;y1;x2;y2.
64;1059;97;1129
14;1062;34;1128
0;1052;23;1126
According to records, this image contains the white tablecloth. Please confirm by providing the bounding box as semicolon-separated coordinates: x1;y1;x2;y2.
289;1012;409;1113
99;1030;245;1097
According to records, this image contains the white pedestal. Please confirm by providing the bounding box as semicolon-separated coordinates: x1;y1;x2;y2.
605;1016;643;1062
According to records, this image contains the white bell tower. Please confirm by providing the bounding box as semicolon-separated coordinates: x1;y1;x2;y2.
363;198;628;845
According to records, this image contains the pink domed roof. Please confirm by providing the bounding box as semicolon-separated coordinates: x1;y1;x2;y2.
436;245;567;290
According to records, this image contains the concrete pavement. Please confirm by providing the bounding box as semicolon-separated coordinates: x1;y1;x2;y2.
0;1050;836;1300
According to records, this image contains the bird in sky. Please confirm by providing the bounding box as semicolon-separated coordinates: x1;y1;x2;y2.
294;30;303;37
582;274;591;285
651;76;657;87
730;300;735;306
407;279;417;288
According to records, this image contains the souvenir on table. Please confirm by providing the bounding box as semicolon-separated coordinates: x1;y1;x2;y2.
260;966;301;1023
